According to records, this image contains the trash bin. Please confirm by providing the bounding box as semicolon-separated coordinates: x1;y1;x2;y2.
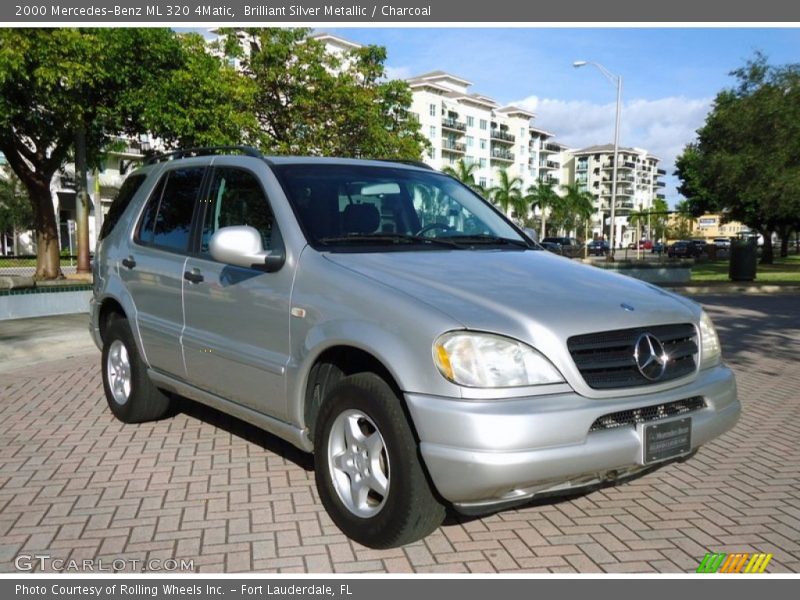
729;238;757;281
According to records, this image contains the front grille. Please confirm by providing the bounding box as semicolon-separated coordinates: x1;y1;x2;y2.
590;396;706;432
568;323;697;389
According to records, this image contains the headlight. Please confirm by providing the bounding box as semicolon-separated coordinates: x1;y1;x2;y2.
433;331;564;388
699;310;721;369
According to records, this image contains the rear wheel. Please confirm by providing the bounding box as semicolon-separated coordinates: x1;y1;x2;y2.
102;317;172;423
314;373;445;548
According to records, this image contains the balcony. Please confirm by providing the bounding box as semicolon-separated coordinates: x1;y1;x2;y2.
576;162;589;171
618;201;635;210
541;142;561;153
656;193;666;200
441;140;466;154
657;168;667;175
603;175;635;183
442;117;466;132
540;175;559;185
490;148;515;162
490;129;516;144
602;161;636;170
539;160;560;170
601;188;634;197
655;181;666;188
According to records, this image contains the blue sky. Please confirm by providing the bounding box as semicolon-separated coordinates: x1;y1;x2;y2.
325;28;800;205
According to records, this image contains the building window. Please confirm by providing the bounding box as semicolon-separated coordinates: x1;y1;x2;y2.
519;146;525;156
428;147;435;159
520;127;525;137
479;158;487;168
480;139;487;150
479;177;487;188
448;155;456;165
466;136;474;147
467;116;475;127
429;104;436;116
479;119;487;130
465;155;475;165
429;125;436;138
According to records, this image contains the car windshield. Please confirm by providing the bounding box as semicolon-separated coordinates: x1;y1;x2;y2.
272;163;530;251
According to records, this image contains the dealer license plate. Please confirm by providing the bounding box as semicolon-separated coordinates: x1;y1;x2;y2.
641;417;692;464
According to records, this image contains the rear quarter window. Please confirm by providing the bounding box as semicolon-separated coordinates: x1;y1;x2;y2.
98;173;147;241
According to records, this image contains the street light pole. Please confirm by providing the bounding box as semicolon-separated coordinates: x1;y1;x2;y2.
573;60;622;261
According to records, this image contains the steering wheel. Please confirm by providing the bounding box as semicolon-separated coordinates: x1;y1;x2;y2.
415;222;455;237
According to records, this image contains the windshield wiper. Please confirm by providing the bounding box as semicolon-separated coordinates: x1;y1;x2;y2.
446;234;531;249
318;233;465;249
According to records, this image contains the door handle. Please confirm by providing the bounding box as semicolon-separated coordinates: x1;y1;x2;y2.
121;256;136;269
183;270;204;284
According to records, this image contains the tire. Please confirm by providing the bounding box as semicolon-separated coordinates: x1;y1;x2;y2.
314;373;445;548
102;317;172;423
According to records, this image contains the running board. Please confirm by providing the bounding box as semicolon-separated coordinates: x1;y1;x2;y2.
147;369;313;452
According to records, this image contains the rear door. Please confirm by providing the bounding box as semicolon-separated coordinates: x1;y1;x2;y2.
181;165;293;419
120;165;206;378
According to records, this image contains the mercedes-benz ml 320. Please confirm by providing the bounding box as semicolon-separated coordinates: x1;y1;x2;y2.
90;148;739;548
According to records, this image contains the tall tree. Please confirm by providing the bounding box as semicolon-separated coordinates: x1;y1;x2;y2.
675;53;800;263
525;181;559;238
218;28;427;160
442;159;480;190
0;29;257;279
488;170;523;220
559;183;594;239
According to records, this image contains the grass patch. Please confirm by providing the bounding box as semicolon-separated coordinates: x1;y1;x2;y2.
691;254;800;284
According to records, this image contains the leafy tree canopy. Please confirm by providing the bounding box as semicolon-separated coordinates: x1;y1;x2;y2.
674;52;800;262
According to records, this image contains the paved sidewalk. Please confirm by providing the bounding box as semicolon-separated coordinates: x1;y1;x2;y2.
0;295;798;573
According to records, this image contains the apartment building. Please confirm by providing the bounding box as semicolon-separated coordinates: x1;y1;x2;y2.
407;71;543;192
570;144;666;245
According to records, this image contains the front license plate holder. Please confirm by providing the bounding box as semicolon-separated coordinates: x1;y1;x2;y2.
640;417;692;465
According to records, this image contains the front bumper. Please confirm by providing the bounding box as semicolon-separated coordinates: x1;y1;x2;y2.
405;364;739;512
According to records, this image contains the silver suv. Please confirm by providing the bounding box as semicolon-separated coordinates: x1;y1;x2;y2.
90;147;739;548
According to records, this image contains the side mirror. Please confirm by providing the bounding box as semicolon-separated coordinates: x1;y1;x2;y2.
209;225;285;273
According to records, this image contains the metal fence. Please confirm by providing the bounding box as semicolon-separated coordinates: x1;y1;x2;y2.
0;255;79;277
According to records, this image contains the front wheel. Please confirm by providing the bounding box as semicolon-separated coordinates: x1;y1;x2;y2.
314;373;445;548
102;317;172;423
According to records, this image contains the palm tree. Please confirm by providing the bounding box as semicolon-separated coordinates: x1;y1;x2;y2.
560;183;594;239
442;159;480;191
525;181;559;238
488;170;523;219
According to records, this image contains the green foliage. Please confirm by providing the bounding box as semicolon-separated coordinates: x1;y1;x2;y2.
218;28;427;159
674;52;800;263
524;181;559;236
488;170;523;219
556;183;594;239
442;159;480;190
0;166;33;238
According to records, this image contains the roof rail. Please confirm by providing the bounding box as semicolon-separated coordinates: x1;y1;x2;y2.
145;145;263;165
376;159;435;170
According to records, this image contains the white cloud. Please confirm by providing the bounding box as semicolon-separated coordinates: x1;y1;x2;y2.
514;95;712;175
385;65;412;81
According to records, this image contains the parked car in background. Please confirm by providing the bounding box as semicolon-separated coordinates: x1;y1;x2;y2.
713;237;731;250
689;239;708;255
542;237;580;257
638;239;654;250
668;240;702;258
540;241;563;255
587;239;609;256
652;242;666;254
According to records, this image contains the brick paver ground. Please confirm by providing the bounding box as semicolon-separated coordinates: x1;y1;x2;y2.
1;294;798;573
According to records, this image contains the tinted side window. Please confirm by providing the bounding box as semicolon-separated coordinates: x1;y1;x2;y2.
99;174;147;240
201;168;279;255
137;167;204;252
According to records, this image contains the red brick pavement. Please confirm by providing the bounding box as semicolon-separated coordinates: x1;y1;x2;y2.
1;294;798;573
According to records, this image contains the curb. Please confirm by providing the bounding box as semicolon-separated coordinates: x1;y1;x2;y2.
661;284;800;295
